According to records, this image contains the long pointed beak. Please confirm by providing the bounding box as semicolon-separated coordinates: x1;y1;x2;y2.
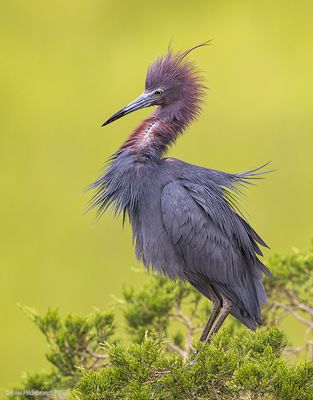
101;93;155;127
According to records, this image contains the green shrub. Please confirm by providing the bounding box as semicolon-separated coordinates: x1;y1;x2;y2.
8;244;313;399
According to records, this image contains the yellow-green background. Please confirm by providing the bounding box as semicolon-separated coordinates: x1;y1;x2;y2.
1;0;313;390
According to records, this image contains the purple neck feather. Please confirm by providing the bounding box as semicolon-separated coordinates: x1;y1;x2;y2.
120;93;203;159
119;44;208;159
120;114;182;159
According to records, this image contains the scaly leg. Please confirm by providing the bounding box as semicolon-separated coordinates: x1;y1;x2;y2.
189;285;223;366
204;295;232;344
200;285;222;342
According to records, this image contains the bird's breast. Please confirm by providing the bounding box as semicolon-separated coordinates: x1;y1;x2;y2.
127;173;182;278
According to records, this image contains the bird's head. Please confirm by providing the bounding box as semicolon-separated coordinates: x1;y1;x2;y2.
102;42;209;127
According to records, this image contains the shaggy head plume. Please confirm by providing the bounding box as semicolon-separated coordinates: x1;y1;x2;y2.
145;41;210;125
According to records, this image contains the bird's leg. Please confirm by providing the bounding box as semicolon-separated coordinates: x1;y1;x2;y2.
203;295;232;345
200;285;222;342
189;286;222;367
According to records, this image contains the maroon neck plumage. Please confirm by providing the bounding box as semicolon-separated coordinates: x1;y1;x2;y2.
120;108;189;158
118;44;208;159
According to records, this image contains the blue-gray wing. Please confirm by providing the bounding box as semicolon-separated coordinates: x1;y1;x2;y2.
161;181;267;328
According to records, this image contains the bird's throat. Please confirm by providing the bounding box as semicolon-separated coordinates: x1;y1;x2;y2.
120;116;182;159
138;120;159;147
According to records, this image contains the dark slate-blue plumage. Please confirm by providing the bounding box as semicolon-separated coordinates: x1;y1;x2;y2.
91;43;271;338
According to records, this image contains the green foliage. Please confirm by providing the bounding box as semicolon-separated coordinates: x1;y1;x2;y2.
123;275;205;345
75;329;313;400
266;242;313;306
8;307;115;398
264;244;313;356
8;244;313;399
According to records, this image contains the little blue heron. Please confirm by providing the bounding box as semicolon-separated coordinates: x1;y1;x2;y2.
90;42;271;343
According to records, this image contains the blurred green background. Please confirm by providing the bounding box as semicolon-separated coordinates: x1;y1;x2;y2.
1;0;313;390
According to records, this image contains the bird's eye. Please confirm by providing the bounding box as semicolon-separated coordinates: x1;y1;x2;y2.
154;89;164;96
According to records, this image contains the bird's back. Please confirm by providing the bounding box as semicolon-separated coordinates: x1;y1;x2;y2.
159;158;271;329
128;157;271;330
91;148;270;330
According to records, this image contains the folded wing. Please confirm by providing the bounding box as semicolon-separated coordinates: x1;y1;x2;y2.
161;181;269;329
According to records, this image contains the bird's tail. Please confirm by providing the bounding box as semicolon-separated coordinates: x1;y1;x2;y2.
214;261;268;330
189;263;268;331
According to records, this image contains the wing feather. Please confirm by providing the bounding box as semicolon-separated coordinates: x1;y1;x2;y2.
161;181;267;326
